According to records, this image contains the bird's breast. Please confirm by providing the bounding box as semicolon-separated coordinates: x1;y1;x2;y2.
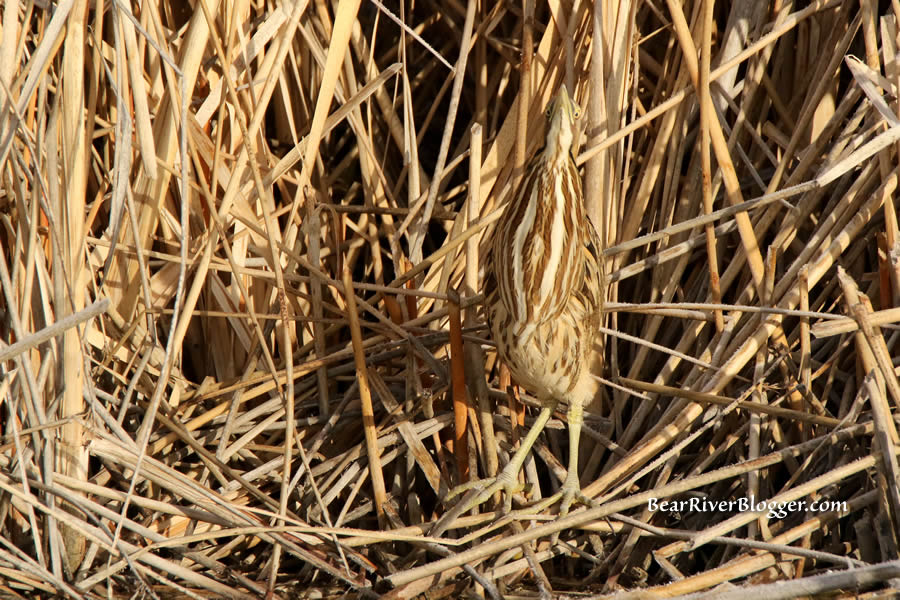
493;163;586;325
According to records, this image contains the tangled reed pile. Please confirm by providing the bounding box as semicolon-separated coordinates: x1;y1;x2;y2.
2;0;900;597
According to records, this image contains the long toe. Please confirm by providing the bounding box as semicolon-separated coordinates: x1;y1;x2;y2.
559;486;577;517
558;483;597;517
447;468;527;514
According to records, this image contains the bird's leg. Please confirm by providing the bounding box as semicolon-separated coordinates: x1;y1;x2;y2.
558;398;596;516
447;398;559;513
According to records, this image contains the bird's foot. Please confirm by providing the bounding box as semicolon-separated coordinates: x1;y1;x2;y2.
556;483;598;517
532;477;600;517
526;483;597;518
531;478;597;545
445;467;529;514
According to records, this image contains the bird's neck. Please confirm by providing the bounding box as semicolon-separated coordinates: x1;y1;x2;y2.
543;117;575;163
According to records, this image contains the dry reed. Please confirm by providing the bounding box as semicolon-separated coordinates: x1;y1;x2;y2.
1;0;900;598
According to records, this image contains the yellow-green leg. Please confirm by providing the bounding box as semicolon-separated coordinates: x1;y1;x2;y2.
447;398;559;513
559;398;587;516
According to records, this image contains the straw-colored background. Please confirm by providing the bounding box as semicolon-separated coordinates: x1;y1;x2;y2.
2;0;900;597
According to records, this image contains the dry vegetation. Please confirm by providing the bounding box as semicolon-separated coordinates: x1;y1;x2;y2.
3;0;900;597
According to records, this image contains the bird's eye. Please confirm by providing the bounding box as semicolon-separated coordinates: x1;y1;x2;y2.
546;107;552;118
573;107;582;119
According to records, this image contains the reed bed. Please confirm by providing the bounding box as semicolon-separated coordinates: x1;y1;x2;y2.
2;0;900;598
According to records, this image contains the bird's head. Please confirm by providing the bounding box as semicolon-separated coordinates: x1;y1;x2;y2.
543;84;582;161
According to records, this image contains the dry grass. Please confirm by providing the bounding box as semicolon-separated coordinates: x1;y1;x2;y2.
2;0;900;598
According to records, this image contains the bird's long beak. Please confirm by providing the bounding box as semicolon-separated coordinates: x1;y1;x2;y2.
552;85;579;124
545;85;581;157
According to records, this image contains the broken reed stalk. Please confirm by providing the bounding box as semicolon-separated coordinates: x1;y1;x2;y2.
465;122;497;484
447;289;469;482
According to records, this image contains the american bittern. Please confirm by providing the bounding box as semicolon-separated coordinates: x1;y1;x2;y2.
450;85;604;516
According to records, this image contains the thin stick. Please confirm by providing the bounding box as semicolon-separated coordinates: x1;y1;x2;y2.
409;0;477;263
516;0;533;175
0;299;109;363
465;123;497;482
699;0;723;331
342;265;387;525
617;377;840;427
448;289;470;482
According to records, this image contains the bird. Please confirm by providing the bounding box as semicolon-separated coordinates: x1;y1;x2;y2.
449;84;604;517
